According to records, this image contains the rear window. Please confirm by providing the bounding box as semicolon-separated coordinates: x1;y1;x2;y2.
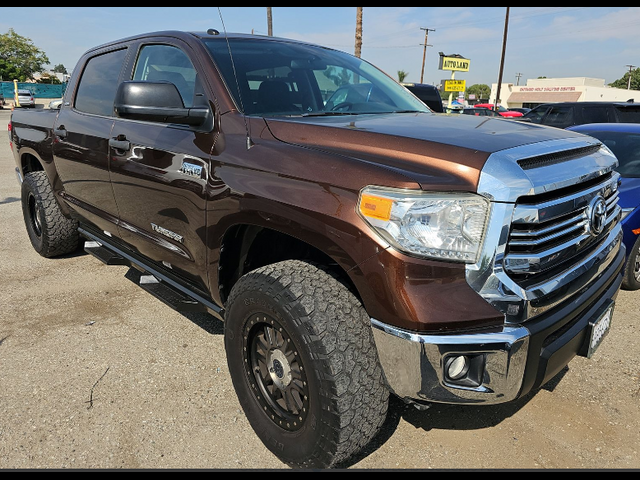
615;105;640;123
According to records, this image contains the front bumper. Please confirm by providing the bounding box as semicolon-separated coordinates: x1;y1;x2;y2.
371;244;624;405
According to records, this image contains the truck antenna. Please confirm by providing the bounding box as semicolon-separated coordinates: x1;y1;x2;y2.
217;8;254;149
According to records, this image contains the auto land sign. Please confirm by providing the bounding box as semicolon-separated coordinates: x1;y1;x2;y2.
439;55;470;72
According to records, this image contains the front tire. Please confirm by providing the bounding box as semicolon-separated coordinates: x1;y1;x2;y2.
622;236;640;291
21;171;79;258
224;260;389;469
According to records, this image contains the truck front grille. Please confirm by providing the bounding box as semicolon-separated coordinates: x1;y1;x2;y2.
504;172;621;287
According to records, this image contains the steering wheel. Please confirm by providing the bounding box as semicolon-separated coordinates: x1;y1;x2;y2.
330;102;353;112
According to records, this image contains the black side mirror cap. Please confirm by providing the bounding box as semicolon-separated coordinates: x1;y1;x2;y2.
114;81;210;126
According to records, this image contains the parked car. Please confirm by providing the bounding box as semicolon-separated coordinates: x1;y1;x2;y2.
523;101;640;129
508;107;531;115
16;89;36;108
568;122;640;290
402;83;444;112
460;107;502;117
474;103;523;117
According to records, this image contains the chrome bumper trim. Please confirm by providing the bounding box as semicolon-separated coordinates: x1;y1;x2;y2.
370;318;530;405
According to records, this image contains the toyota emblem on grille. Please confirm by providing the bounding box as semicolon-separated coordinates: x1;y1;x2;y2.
588;196;607;236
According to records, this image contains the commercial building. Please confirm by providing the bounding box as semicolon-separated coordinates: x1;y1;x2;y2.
491;77;640;109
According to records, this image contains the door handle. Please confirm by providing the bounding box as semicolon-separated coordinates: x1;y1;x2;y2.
109;135;131;152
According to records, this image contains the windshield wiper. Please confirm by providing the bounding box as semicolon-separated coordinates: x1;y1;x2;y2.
301;111;360;117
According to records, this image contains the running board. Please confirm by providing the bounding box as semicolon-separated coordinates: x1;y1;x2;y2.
80;230;222;317
84;241;130;266
124;268;207;313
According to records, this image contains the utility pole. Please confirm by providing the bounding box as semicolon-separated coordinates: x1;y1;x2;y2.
515;72;523;86
494;7;510;111
420;28;435;84
626;64;636;90
267;7;273;36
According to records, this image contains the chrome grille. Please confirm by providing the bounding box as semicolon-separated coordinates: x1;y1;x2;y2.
504;172;621;285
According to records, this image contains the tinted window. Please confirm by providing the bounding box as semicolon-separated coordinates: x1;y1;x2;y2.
615;105;640;123
404;85;443;112
581;106;610;124
523;106;550;124
585;130;640;178
75;49;127;116
543;106;574;127
133;44;201;108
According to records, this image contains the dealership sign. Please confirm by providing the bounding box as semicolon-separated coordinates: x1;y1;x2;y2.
439;54;471;72
443;79;466;92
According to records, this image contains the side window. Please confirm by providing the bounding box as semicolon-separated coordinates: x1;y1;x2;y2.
544;106;574;127
75;49;127;116
525;106;549;124
133;44;200;108
581;106;610;124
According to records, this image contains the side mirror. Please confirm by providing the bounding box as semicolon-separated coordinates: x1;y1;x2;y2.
114;81;210;127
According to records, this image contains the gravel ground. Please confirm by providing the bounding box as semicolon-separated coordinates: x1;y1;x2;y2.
1;108;639;470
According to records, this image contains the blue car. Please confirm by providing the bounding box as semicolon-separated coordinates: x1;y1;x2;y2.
568;123;640;290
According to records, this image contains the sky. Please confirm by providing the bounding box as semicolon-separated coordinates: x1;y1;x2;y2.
3;7;640;88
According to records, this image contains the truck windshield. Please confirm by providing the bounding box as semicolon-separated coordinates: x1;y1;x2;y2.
203;37;429;117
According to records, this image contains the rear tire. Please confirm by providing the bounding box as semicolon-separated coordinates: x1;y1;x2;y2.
21;171;79;258
224;260;389;469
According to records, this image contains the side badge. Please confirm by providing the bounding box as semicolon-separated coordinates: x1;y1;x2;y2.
180;162;204;179
151;223;184;244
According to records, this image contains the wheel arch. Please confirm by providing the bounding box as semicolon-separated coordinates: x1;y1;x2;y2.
19;149;46;177
218;223;362;306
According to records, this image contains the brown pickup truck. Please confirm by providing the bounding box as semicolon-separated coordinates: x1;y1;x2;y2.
9;30;625;469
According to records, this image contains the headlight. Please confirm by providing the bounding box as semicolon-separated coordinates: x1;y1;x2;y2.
358;187;490;263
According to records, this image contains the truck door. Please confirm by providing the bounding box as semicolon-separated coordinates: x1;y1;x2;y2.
109;42;214;292
52;48;127;235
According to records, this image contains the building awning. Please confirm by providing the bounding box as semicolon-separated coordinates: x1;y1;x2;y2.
508;91;582;104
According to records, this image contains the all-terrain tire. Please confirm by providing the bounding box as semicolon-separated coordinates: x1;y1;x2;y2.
21;171;79;258
224;260;389;469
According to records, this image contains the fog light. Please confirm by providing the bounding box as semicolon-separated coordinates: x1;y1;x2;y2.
446;355;470;381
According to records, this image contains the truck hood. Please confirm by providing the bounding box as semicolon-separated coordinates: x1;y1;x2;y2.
263;112;584;191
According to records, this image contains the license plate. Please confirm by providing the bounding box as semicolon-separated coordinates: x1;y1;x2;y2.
586;302;614;359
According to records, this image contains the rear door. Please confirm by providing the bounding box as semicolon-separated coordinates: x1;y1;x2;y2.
52;47;127;235
109;40;215;292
